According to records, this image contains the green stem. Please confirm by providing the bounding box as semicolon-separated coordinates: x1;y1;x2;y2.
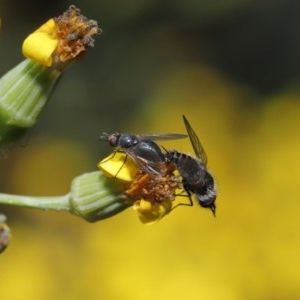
0;171;133;222
0;192;70;211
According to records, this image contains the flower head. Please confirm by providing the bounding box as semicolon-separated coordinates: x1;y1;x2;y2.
98;152;182;224
69;171;133;222
22;5;101;69
0;6;101;147
0;214;10;254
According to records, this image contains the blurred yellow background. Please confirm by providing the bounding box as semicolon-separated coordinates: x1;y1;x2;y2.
1;1;300;299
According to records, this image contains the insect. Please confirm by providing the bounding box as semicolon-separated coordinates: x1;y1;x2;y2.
99;132;187;177
165;115;217;215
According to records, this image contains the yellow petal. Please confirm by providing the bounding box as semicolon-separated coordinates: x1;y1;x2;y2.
97;152;138;182
133;199;173;225
22;19;58;67
35;19;57;37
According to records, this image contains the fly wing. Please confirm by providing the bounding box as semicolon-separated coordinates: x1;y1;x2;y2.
138;133;187;141
99;132;186;142
124;147;166;176
182;115;208;165
135;155;167;176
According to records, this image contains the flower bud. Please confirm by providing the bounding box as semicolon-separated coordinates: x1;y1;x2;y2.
69;171;133;222
0;214;10;254
0;59;61;146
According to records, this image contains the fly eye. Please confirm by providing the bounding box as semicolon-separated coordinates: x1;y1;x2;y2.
108;135;119;147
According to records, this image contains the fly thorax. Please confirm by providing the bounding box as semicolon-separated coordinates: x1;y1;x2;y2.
118;134;139;148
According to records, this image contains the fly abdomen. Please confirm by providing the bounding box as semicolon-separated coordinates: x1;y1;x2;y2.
194;172;216;205
165;150;183;164
166;150;206;185
165;148;216;215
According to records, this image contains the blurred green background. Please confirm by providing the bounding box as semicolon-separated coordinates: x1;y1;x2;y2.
1;0;300;299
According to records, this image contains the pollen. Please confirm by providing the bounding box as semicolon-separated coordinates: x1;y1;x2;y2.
126;166;182;224
125;168;181;203
54;5;101;64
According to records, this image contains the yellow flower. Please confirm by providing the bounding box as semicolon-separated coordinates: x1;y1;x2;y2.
98;151;182;225
0;6;101;146
22;19;59;67
22;5;101;68
98;152;138;182
133;198;173;225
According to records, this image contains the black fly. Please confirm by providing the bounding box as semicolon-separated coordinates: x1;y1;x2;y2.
165;115;217;215
99;132;187;176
